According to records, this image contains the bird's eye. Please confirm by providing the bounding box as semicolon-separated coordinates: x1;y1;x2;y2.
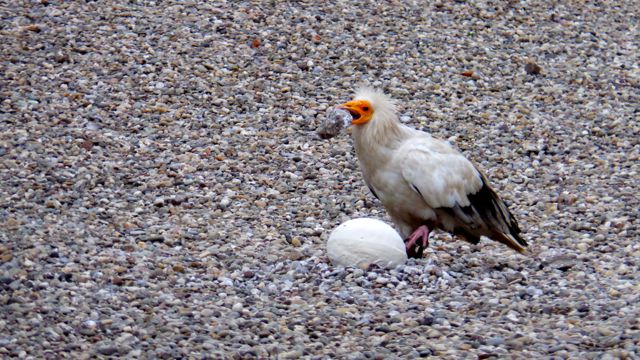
363;106;369;111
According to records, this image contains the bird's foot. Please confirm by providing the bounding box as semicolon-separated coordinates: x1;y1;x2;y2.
404;225;430;258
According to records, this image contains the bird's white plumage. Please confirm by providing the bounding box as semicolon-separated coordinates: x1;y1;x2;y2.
399;136;483;208
326;218;407;268
334;88;527;254
350;89;484;238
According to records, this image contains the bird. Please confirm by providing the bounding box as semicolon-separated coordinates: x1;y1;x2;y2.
335;87;527;258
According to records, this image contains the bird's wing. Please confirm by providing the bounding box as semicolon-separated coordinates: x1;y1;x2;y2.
399;137;527;252
399;138;483;209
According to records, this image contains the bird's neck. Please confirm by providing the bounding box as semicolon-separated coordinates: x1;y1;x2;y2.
352;112;409;167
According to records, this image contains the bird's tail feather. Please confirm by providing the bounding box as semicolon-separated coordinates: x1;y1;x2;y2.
473;172;528;253
492;230;527;254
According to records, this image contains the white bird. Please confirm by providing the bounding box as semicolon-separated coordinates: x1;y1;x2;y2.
335;88;527;258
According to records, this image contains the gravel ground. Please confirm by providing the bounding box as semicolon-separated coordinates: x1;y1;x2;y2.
1;0;639;358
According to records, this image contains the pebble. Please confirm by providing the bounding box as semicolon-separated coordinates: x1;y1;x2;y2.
219;197;231;209
96;344;120;356
524;61;542;75
291;237;302;247
486;337;505;346
218;277;234;287
541;254;580;271
0;0;637;359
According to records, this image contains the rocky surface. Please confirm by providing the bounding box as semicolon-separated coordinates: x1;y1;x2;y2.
1;0;638;358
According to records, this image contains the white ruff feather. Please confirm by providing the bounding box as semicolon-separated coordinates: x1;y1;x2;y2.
354;87;397;114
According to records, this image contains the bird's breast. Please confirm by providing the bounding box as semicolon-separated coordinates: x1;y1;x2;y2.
367;169;437;236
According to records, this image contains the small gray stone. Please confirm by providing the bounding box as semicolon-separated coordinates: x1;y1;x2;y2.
219;197;231;209
486;336;505;346
543;255;580;272
96;345;120;356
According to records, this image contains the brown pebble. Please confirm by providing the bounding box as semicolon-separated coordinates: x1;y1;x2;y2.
291;237;302;247
23;24;41;32
525;61;542;75
172;264;185;272
285;250;304;261
79;140;94;151
0;244;12;263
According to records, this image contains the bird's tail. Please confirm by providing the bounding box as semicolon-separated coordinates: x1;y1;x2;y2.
492;230;528;254
473;172;528;254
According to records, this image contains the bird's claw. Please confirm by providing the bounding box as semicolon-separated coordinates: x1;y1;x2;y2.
404;225;430;258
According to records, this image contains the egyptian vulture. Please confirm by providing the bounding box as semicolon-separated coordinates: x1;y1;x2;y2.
332;88;527;258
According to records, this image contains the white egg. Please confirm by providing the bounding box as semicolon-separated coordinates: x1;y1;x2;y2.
326;218;407;268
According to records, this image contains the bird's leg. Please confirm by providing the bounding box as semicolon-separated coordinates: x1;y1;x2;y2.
405;225;431;249
404;225;430;258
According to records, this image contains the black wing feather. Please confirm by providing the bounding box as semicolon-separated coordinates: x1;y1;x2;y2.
436;172;527;252
467;173;526;248
367;184;380;200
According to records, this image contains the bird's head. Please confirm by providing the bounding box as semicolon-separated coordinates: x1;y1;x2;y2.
338;99;374;125
317;88;397;139
338;88;397;126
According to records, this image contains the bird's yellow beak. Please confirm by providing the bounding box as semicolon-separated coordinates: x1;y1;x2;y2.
338;100;373;125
